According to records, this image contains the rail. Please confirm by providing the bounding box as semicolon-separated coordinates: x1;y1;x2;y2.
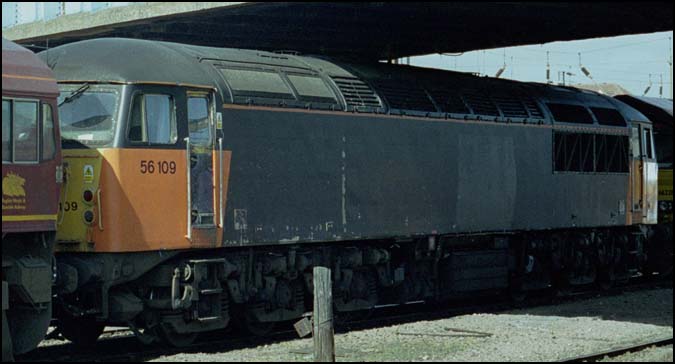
557;336;673;362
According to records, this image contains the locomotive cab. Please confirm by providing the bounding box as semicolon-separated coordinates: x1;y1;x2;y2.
51;80;231;344
55;82;227;252
615;95;672;276
629;121;658;225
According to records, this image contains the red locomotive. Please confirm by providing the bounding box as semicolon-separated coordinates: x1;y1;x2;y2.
2;38;62;361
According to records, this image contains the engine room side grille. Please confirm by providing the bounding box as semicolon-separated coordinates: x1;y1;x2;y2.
491;94;529;119
463;91;500;116
370;79;437;112
331;77;382;109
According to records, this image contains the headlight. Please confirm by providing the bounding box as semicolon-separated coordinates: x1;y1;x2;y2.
83;210;95;224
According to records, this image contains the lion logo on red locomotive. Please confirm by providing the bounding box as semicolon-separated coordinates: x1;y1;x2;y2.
2;172;26;197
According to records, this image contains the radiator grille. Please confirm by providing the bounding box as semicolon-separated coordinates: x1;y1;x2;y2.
463;91;500;116
331;77;382;108
371;79;436;112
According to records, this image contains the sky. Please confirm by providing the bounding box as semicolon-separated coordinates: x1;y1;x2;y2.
410;31;673;98
3;2;673;98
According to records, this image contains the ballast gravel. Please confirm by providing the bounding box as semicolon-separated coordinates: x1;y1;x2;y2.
149;287;673;362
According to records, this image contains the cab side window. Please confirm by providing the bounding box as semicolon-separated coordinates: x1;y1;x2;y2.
631;126;640;158
13;100;39;162
42;103;56;160
643;128;654;159
188;96;211;146
128;94;177;144
2;99;50;163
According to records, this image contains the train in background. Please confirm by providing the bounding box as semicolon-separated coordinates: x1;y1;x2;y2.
2;38;62;361
36;37;669;348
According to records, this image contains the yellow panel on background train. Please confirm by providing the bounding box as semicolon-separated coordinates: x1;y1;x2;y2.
1;37;672;359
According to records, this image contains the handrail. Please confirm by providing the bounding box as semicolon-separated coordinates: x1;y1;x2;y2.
219;137;224;228
97;188;103;231
185;137;192;240
56;164;69;226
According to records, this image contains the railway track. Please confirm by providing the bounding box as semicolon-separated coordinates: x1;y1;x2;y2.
558;337;673;362
18;276;672;362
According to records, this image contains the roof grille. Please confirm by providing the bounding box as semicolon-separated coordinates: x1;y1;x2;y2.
331;77;382;108
371;79;436;112
426;89;470;114
492;94;529;118
590;107;626;126
522;97;544;119
463;91;500;116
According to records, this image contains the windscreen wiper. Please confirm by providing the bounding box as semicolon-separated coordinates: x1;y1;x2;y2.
59;83;90;106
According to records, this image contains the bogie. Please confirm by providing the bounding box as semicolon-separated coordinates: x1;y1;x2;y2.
46;227;666;344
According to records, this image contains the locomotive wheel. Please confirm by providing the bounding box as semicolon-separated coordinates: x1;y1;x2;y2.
508;275;527;303
242;314;276;337
2;309;14;362
154;324;198;348
554;272;573;297
58;317;104;347
596;266;616;291
509;287;527;304
4;233;55;356
6;305;51;356
231;305;276;336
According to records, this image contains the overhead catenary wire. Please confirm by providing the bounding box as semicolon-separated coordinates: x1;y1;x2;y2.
425;33;672;94
581;37;673;54
643;74;652;96
495;50;507;78
514;36;672;55
438;55;665;73
446;59;665;78
511;56;514;78
579;53;594;81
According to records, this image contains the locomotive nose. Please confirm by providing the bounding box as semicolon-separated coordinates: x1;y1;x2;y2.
56;150;102;250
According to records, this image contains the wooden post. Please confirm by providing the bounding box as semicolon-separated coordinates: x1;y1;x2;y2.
313;266;335;362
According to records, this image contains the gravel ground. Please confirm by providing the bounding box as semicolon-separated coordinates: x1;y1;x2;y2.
148;287;673;362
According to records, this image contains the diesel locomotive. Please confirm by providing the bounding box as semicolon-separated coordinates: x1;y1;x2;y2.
37;38;667;347
2;38;62;361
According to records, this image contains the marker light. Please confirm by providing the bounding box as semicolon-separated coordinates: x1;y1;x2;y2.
83;189;94;203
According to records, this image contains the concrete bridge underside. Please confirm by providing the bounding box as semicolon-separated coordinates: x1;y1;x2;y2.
3;2;672;60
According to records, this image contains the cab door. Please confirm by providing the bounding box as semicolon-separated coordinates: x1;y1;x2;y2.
2;97;61;233
186;90;219;246
631;123;658;224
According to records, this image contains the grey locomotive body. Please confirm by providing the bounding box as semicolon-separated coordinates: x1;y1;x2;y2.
38;38;663;347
